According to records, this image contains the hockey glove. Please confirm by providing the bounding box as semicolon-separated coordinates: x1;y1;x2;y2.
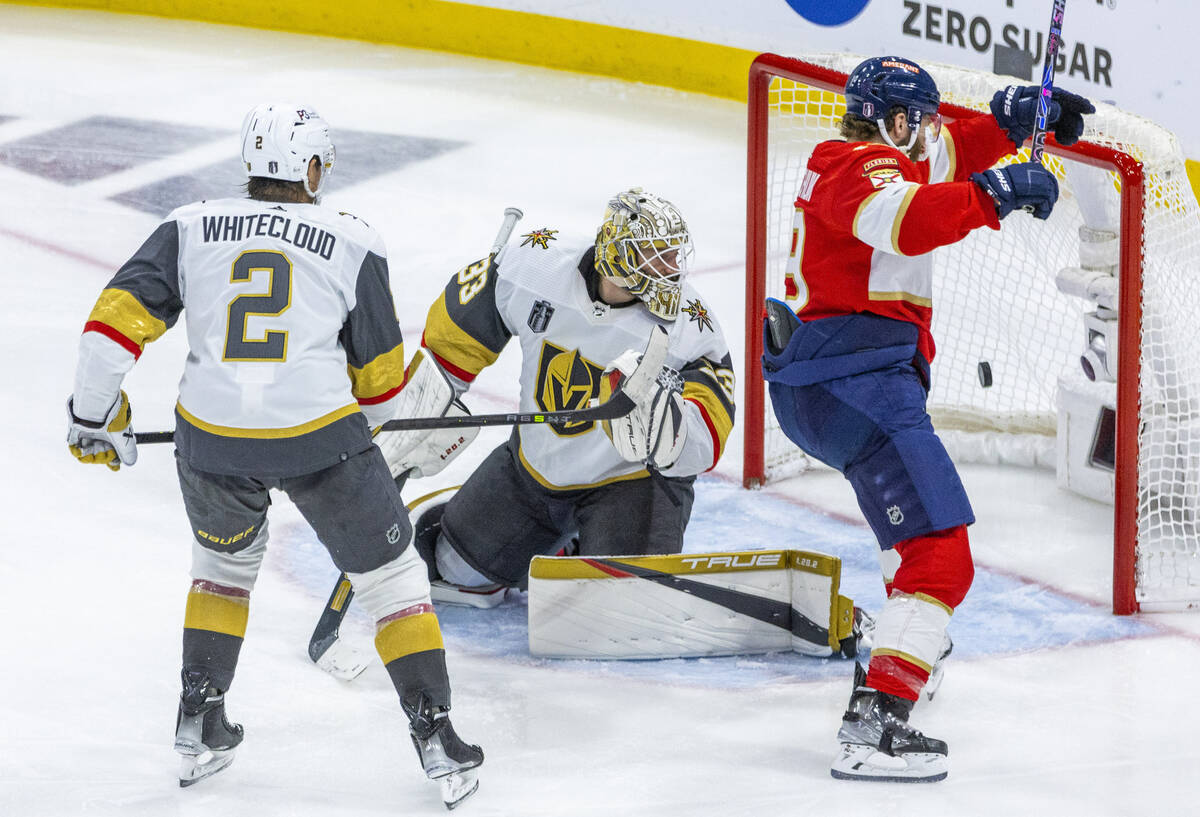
66;390;137;471
600;350;688;470
990;84;1095;150
972;162;1059;220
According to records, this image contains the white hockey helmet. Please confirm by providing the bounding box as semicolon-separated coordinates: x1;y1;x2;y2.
594;188;694;321
239;103;336;198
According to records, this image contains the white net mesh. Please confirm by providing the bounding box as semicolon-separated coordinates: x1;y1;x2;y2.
753;54;1200;609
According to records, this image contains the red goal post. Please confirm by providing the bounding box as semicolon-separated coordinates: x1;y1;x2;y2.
740;52;1189;615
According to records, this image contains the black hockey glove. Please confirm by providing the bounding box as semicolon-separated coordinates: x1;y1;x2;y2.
972;162;1059;220
990;84;1096;150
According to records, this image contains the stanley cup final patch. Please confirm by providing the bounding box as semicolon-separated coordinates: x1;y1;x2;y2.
527;299;555;333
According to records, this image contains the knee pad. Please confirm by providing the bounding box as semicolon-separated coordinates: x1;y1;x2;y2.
346;545;432;623
891;525;974;610
190;519;269;592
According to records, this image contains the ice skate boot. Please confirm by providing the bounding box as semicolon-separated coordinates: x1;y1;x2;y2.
175;669;243;787
830;663;948;782
405;695;484;810
923;633;953;701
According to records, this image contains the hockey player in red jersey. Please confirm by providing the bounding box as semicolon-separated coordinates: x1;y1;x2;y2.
762;56;1092;782
65;103;482;807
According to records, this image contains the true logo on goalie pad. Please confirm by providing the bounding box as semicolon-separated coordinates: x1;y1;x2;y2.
527;299;554;333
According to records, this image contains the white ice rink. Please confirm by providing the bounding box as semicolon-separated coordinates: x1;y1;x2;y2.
3;6;1199;816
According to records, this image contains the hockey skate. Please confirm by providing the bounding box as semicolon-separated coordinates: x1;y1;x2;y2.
830;663;948;783
175;669;243;787
923;633;953;701
405;695;484;810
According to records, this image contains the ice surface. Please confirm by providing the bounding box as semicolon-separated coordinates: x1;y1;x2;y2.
3;6;1199;816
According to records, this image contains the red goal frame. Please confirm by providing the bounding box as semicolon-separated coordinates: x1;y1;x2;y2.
741;53;1147;614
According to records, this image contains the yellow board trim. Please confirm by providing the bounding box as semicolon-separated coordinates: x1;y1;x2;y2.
348;342;406;401
11;0;757;102
86;287;168;350
9;3;1200;205
375;612;444;665
176;400;360;438
183;588;249;638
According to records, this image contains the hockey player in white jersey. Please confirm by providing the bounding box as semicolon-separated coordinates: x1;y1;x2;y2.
378;189;735;602
65;103;482;808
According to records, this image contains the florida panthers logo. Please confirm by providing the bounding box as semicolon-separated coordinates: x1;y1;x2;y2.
535;342;603;436
520;228;558;249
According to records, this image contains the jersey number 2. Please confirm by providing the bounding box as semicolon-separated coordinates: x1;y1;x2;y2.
223;250;292;361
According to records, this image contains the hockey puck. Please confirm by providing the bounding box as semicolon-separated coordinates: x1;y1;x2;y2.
977;361;993;388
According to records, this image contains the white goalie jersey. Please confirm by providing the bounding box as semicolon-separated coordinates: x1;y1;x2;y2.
421;232;735;489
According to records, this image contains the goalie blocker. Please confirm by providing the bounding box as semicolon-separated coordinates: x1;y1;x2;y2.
527;549;864;660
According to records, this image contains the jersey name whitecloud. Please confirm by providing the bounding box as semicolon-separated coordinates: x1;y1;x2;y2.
200;214;337;260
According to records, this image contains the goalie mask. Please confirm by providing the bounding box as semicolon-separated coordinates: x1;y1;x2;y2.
240;103;336;199
844;56;941;156
594;188;694;321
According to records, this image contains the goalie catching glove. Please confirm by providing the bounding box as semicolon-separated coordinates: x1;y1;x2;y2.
66;390;137;471
600;349;687;470
374;349;478;479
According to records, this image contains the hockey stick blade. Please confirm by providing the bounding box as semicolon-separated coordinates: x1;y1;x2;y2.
308;573;355;663
135;325;670;443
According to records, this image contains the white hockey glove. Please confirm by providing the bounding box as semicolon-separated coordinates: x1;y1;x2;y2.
376;399;478;479
600;350;687;470
374;350;478;479
66;390;137;471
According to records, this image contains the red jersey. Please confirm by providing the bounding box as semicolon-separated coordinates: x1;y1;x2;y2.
786;115;1014;363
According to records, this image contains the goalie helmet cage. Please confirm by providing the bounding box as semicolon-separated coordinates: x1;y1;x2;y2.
742;52;1200;615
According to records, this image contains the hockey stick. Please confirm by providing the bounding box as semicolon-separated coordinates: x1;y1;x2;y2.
1029;0;1066;165
134;324;668;444
304;325;669;678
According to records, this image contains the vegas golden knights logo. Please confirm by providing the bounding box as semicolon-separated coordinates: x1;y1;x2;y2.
535;342;603;436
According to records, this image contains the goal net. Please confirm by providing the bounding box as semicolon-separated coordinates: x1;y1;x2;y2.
742;53;1200;613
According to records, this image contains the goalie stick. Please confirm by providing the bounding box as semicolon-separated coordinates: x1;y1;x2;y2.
134;321;667;444
1029;0;1067;165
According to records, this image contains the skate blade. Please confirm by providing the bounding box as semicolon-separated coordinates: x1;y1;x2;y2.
178;747;236;787
438;767;479;810
431;581;506;609
924;664;946;701
314;638;371;681
830;743;947;783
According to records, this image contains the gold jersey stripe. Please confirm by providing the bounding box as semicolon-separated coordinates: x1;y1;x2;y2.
348;342;406;401
423;291;501;377
176;401;360;438
374;612;444;664
183;587;249;638
867;646;934;674
888;184;920;255
913;591;955;616
940;128;960;183
518;442;648;491
86;288;168;351
682;381;734;454
867;290;933;308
